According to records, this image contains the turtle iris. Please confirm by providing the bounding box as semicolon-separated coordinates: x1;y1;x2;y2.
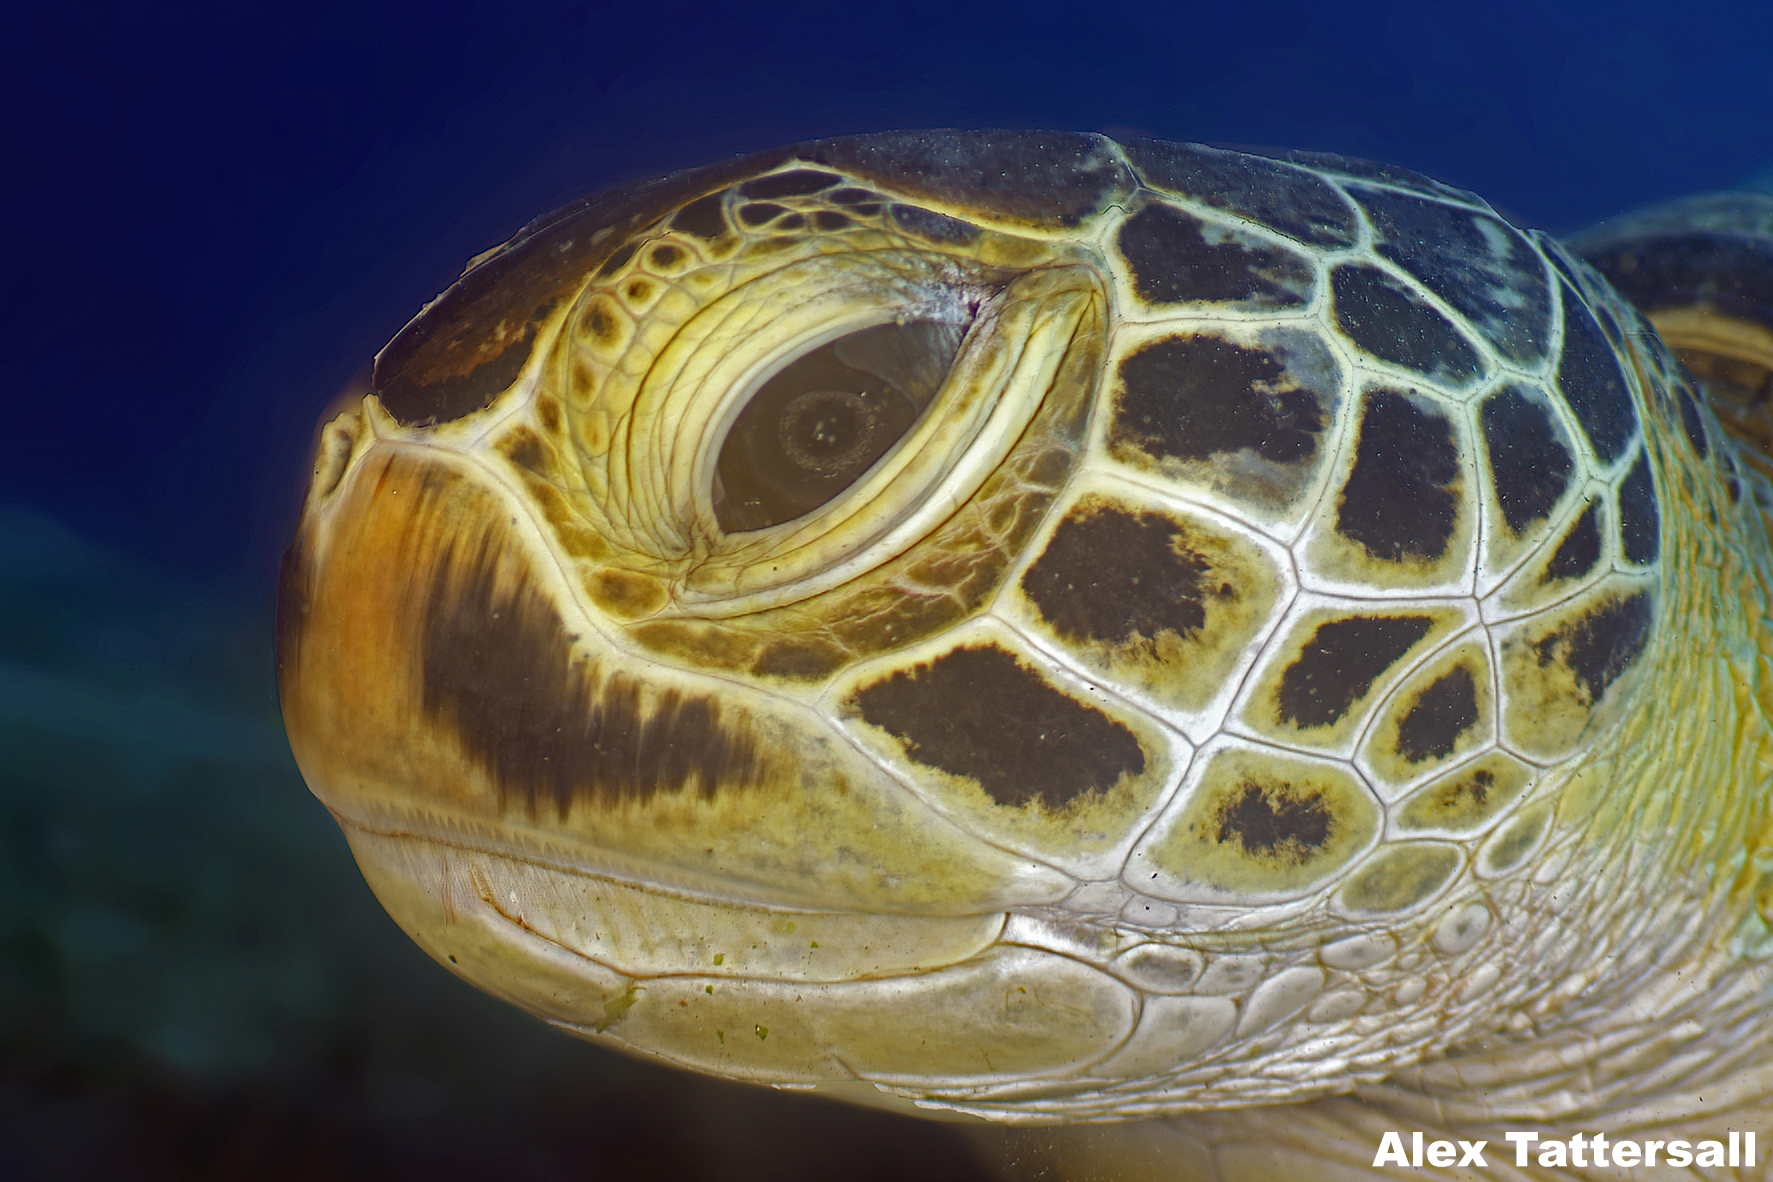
714;318;964;532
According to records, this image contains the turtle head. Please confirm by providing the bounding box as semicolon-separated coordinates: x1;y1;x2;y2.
278;133;1770;1122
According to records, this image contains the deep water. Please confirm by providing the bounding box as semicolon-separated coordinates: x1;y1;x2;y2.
6;1;1772;1178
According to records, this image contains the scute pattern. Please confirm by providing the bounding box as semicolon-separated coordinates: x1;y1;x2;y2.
1394;751;1533;834
1328;264;1484;383
1478;385;1574;536
1115;199;1315;309
1498;583;1655;760
831;622;1179;869
847;642;1145;811
1275;614;1436;731
1617;449;1660;564
1540;499;1604;586
1333;389;1463;563
1135;743;1380;902
1020;501;1221;647
1360;639;1495;794
1110;334;1323;463
1007;485;1286;720
1393;666;1480;764
1107;325;1342;528
1344;183;1552;365
1121;139;1359;248
1555;279;1640;465
285;133;1763;1125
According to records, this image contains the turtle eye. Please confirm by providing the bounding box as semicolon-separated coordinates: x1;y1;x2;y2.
713;318;965;532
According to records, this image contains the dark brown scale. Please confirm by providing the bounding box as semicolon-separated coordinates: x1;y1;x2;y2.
1119;139;1359;248
582;302;618;345
536;396;561;434
1345;184;1551;365
1617;450;1661;565
1335;391;1461;562
1556;280;1640;465
594;241;638;278
1330;264;1484;382
1541;239;1590;302
1113;334;1324;464
738;202;789;227
503;429;546;474
888;204;980;245
827;187;882;205
1286;151;1486;205
804;130;1136;227
1533;593;1654;706
1020;505;1213;646
378;315;543;426
1674;379;1711;459
751;640;848;681
851;645;1146;811
738;169;842;199
1115;202;1312;308
1542;501;1604;584
1394;666;1479;763
671;191;730;239
1480;385;1574;535
1276;615;1435;728
1214;781;1333;861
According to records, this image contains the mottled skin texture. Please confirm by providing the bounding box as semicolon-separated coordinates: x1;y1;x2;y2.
277;134;1773;1180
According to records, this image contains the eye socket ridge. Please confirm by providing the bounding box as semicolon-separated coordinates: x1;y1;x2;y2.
712;315;971;533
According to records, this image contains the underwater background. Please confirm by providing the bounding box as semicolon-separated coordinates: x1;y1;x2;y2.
4;2;1771;1178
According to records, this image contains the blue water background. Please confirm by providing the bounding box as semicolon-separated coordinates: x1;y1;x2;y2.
4;2;1771;1177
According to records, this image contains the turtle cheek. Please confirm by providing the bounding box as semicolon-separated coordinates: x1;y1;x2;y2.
277;437;1040;918
277;442;626;833
280;442;736;826
278;444;519;826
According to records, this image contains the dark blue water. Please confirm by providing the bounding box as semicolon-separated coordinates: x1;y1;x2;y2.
4;1;1771;1177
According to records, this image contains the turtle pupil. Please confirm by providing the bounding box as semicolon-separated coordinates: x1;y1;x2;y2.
715;318;963;532
780;390;877;474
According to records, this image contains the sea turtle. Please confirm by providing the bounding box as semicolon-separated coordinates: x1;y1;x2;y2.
276;132;1773;1180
